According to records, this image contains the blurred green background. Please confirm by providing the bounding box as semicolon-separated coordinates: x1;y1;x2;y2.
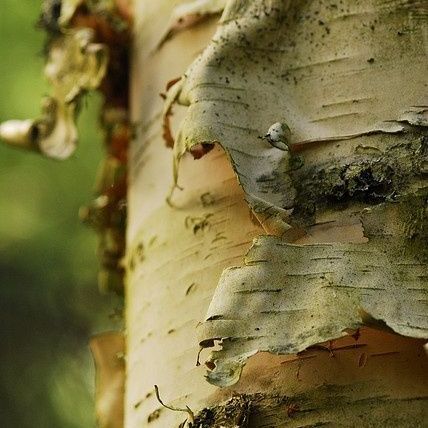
0;1;122;426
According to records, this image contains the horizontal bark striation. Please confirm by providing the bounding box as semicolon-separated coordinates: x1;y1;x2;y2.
126;147;264;427
199;193;428;386
129;1;428;426
164;0;427;234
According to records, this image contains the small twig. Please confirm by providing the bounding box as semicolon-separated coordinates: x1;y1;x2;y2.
166;183;184;208
154;385;195;425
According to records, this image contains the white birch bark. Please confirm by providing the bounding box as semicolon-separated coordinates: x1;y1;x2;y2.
126;1;427;426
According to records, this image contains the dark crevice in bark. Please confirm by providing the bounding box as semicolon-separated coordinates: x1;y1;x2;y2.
290;133;427;226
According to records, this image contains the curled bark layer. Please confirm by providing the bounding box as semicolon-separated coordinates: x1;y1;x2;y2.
127;0;427;426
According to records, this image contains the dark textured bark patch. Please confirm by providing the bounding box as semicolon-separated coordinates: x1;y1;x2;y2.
290;133;427;226
192;395;251;428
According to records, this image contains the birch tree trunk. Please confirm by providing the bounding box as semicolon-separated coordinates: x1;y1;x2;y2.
0;0;425;425
125;1;427;427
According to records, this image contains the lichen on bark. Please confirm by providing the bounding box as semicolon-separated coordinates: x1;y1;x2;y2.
160;0;428;387
127;0;427;426
163;0;427;234
198;191;427;386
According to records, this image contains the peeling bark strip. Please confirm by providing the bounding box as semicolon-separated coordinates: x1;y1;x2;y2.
158;0;428;387
14;0;133;294
0;0;132;160
128;0;427;426
164;0;427;234
156;0;227;50
1;1;131;425
0;28;108;158
199;194;428;387
199;232;428;385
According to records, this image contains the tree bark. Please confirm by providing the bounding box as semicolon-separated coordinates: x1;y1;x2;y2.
126;1;427;426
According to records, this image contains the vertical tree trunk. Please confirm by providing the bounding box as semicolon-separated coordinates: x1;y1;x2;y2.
0;0;426;427
125;1;427;427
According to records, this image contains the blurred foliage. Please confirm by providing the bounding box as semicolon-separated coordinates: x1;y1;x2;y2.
0;1;122;426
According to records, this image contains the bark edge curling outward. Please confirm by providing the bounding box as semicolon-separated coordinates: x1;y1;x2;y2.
198;191;427;386
163;0;427;234
160;0;428;387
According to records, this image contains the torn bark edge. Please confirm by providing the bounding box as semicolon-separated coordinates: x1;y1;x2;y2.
161;77;182;149
195;188;427;387
0;63;107;160
0;29;108;159
162;77;295;235
0;0;134;160
154;0;226;51
3;1;133;293
162;68;425;235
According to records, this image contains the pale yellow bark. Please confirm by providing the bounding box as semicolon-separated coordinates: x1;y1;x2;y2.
126;1;427;426
90;332;125;428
